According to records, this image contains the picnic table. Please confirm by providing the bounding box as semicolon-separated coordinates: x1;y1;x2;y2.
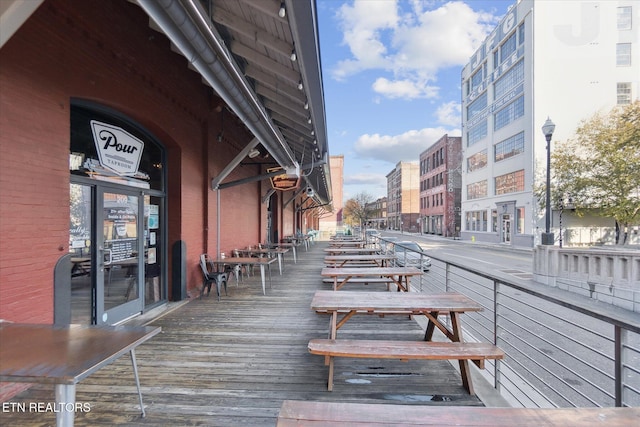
323;247;379;256
211;256;276;295
324;253;396;268
320;266;422;291
328;240;365;248
0;323;161;427
309;290;501;393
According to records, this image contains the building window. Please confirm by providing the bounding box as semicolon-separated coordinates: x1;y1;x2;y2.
617;82;632;104
617;7;632;31
467;180;487;200
499;32;517;65
518;23;525;45
471;66;484;93
495;132;525;162
467;120;487;146
494;60;524;99
494;96;524;130
616;43;631;66
495;170;525;195
516;207;525;234
491;209;498;232
467;150;487;172
466;210;488;231
467;92;487;120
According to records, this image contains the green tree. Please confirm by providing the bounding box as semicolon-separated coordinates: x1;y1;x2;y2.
342;192;375;229
552;101;640;244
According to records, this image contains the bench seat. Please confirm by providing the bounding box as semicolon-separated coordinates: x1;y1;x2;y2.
308;339;504;391
276;400;640;427
322;277;394;284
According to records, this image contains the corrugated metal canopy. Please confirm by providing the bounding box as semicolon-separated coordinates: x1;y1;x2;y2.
137;0;332;208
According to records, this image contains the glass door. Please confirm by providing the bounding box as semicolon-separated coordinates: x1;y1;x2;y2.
502;216;512;243
96;188;144;324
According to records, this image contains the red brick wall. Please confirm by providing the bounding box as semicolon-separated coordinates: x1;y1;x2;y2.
0;0;266;321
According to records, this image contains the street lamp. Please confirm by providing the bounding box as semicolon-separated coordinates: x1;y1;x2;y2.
541;117;556;245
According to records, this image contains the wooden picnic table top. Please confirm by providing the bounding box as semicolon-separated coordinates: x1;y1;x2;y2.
328;241;365;247
276;400;640;427
0;323;161;385
310;290;483;313
324;254;397;262
323;247;379;254
320;266;422;278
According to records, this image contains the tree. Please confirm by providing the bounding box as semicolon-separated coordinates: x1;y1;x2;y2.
342;192;376;228
551;101;640;244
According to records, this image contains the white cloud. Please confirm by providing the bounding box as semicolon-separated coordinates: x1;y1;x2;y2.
331;1;500;99
345;172;387;186
372;77;438;100
435;101;462;128
353;127;455;163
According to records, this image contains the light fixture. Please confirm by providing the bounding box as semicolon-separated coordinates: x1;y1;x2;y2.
290;49;296;62
304;102;309;110
297;81;303;90
313;139;317;145
217;132;223;142
278;2;286;18
307;117;312;124
541;117;556;245
248;148;260;159
310;130;315;136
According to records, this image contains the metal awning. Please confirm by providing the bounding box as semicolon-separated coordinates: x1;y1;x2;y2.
137;0;332;208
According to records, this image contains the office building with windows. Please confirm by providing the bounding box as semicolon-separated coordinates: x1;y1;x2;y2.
419;135;462;237
460;0;638;246
386;162;420;232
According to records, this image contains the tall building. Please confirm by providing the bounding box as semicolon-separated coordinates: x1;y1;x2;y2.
318;155;344;238
460;0;639;247
386;162;420;232
419;135;462;237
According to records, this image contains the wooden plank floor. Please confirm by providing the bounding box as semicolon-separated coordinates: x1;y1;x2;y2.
2;242;484;426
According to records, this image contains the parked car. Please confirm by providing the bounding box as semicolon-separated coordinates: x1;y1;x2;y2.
379;236;397;254
365;228;381;238
392;241;431;271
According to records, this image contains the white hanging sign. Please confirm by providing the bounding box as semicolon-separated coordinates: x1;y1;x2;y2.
91;120;144;176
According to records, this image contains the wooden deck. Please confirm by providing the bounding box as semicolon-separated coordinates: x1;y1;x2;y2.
3;242;485;426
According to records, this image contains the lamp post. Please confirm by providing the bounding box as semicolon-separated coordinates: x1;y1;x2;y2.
541;117;556;245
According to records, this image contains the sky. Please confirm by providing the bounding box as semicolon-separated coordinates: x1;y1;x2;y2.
316;0;513;200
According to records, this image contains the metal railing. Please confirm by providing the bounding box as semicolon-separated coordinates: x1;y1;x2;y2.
376;237;640;408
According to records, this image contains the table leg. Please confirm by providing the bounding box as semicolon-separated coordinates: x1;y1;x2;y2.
451;312;474;395
292;246;297;263
277;253;283;275
129;349;146;417
260;265;266;295
55;384;76;427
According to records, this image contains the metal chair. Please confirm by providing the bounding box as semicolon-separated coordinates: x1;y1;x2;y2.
199;254;227;301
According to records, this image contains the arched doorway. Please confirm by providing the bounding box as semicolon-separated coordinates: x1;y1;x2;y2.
65;101;167;325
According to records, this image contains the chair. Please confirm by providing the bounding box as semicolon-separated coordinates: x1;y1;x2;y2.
199;254;227;301
232;249;249;281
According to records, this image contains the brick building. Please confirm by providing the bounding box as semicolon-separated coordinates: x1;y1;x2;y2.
386;162;419;232
0;0;331;330
419;135;462;237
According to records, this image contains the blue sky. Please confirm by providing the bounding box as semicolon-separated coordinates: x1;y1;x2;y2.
316;0;513;199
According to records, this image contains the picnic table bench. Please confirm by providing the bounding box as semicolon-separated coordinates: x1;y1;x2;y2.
309;291;501;394
308;339;504;391
276;400;640;426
